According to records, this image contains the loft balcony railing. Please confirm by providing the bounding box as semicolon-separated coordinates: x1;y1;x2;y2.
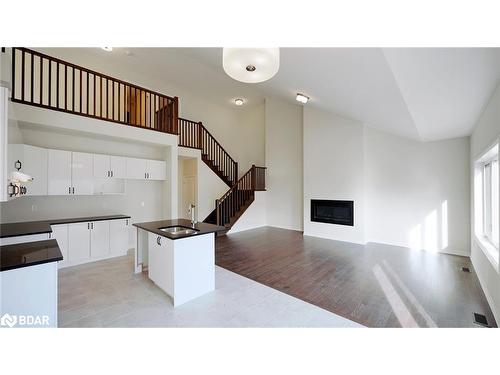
10;47;241;188
10;47;179;134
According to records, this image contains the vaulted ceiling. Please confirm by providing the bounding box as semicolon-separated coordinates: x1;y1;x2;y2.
39;47;500;141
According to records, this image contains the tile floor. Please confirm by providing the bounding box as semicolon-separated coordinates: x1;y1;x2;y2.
58;252;362;328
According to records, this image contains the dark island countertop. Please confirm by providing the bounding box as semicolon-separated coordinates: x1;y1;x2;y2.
133;219;226;240
0;239;63;272
0;214;131;238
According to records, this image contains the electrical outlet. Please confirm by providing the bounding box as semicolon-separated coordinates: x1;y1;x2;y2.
31;205;37;212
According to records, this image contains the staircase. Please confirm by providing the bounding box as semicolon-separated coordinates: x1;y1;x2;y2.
177;118;266;231
178;118;237;187
203;165;266;230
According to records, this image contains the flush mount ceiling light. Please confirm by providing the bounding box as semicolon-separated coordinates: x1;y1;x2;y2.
296;93;309;104
234;98;245;106
223;48;279;83
101;47;113;52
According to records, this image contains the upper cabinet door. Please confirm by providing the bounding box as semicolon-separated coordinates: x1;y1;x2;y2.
48;149;72;195
110;156;127;179
126;157;147;180
93;154;110;178
147;160;167;180
71;152;94;195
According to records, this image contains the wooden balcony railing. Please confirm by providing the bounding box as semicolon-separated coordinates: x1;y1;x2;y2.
178;117;238;186
215;165;266;226
11;47;178;134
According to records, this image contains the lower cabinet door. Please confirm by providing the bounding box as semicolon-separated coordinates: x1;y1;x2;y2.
148;234;173;297
90;221;110;259
68;222;91;264
50;224;69;268
110;219;129;255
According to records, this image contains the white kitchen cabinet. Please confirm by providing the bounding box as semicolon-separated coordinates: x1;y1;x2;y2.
48;150;92;195
126;157;148;179
110;156;127;178
51;224;68;268
110;218;129;255
148;233;174;296
48;149;72;195
147;159;167;180
71;152;93;195
68;222;91;263
93;154;127;179
90;221;110;259
126;157;166;180
8;144;48;196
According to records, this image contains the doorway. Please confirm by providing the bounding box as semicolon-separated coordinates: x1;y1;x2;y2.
178;157;198;220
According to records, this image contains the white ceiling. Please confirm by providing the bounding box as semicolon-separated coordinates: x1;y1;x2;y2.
40;47;500;141
178;47;500;141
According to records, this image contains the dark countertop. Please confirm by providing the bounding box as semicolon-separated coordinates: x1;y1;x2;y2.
0;239;63;272
133;219;226;240
0;214;131;238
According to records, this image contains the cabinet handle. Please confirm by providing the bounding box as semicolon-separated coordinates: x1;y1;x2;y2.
91;222;94;229
107;171;110;177
111;170;114;177
88;223;90;230
157;236;161;245
147;173;150;179
69;187;71;194
72;187;75;194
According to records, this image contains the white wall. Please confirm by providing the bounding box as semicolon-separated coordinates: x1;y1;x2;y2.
470;82;500;323
365;127;470;255
264;98;303;231
228;191;267;234
303;107;366;244
301;106;470;253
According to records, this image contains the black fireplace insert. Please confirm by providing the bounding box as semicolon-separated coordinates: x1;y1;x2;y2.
311;199;354;226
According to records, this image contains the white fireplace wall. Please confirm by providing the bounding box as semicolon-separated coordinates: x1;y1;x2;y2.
303;107;366;244
302;106;470;255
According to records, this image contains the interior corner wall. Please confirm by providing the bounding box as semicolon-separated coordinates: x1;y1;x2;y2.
470;82;500;323
303;106;366;244
364;127;470;255
264;98;303;231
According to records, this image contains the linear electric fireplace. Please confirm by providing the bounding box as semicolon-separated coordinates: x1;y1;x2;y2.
311;199;354;226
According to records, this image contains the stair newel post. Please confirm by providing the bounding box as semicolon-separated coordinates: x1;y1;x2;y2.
216;199;220;226
198;121;203;151
251;164;256;191
234;162;238;185
172;96;179;134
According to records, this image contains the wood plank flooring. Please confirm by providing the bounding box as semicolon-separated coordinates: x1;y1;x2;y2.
216;227;497;328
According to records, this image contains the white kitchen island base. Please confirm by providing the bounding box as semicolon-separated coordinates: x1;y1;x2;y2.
136;228;215;307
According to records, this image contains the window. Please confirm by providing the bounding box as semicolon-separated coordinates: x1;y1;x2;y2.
482;159;499;247
474;143;499;268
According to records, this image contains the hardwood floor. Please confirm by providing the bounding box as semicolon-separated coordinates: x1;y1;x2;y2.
216;227;497;328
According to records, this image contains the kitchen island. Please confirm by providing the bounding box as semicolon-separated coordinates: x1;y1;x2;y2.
133;219;225;307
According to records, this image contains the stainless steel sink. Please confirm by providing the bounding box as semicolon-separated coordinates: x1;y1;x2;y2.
159;226;199;236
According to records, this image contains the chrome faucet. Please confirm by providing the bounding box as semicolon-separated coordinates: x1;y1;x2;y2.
188;203;197;226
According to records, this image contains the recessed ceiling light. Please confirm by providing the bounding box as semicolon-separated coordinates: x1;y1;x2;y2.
101;47;113;52
296;93;309;104
234;98;245;106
